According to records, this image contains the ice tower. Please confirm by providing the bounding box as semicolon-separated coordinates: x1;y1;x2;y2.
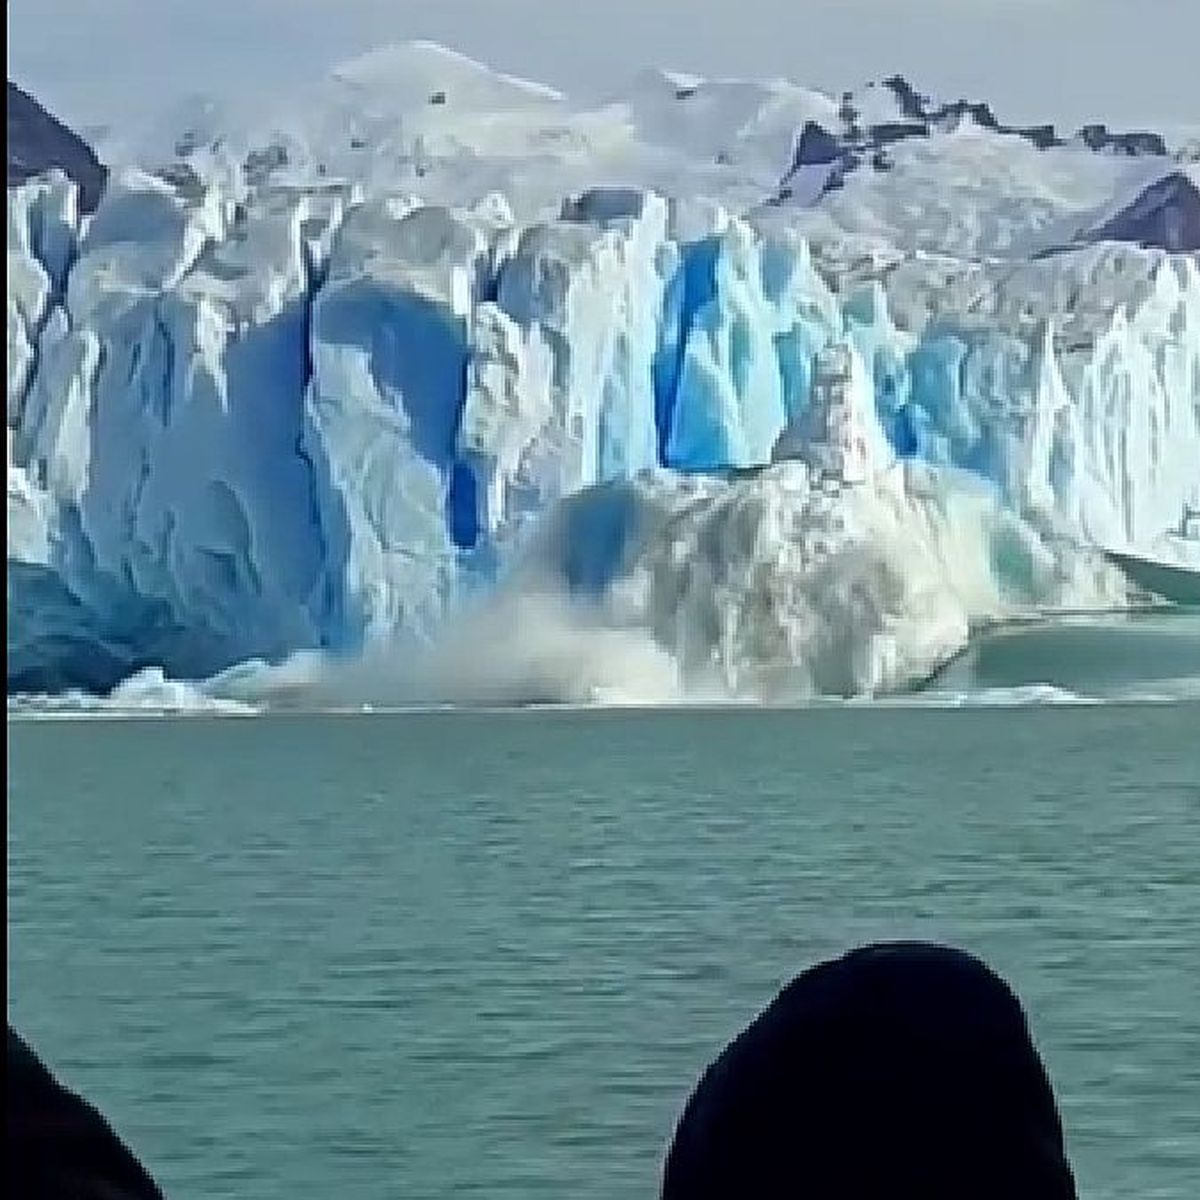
771;343;884;483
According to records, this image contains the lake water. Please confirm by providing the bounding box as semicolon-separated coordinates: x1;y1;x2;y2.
7;691;1200;1197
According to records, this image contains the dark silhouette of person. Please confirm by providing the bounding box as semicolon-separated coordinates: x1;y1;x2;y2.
7;1025;164;1199
662;942;1077;1199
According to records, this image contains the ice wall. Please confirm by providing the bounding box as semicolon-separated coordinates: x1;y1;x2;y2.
894;256;1200;559
9;171;346;686
8;172;1199;691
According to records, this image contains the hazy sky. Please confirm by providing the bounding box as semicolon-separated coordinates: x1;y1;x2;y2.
8;0;1200;135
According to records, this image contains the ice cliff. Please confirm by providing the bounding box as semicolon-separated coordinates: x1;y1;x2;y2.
7;47;1200;698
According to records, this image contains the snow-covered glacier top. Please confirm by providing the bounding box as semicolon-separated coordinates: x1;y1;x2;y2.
8;44;1199;701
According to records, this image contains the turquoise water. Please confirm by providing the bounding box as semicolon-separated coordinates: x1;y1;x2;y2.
8;697;1199;1199
929;611;1200;702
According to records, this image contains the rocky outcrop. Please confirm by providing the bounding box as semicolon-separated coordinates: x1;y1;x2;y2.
793;120;841;168
7;82;107;212
775;76;1175;205
1087;171;1200;253
1079;124;1168;158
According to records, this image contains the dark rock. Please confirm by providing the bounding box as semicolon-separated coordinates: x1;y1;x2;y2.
1015;124;1062;150
1086;171;1200;252
662;943;1077;1200
7;81;107;211
1109;131;1168;157
882;75;931;122
7;1026;164;1199
429;90;447;105
936;99;1000;131
792;121;841;168
869;121;930;146
561;187;650;223
1079;123;1167;157
770;76;1173;210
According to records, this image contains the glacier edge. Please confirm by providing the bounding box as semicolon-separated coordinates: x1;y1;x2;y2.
7;169;1199;697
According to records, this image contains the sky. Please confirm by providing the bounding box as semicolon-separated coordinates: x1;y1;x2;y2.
8;0;1200;137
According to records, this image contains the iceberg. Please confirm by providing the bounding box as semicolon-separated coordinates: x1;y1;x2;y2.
7;51;1200;698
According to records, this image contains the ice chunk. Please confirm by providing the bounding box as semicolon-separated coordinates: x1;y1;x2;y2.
772;342;891;482
533;462;1127;698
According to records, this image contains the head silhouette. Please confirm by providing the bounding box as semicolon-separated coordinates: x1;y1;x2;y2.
7;1026;164;1200
663;942;1077;1200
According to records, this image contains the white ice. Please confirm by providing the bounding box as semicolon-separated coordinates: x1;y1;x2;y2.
8;44;1199;697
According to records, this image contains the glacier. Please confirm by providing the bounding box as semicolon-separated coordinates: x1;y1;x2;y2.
7;46;1200;699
